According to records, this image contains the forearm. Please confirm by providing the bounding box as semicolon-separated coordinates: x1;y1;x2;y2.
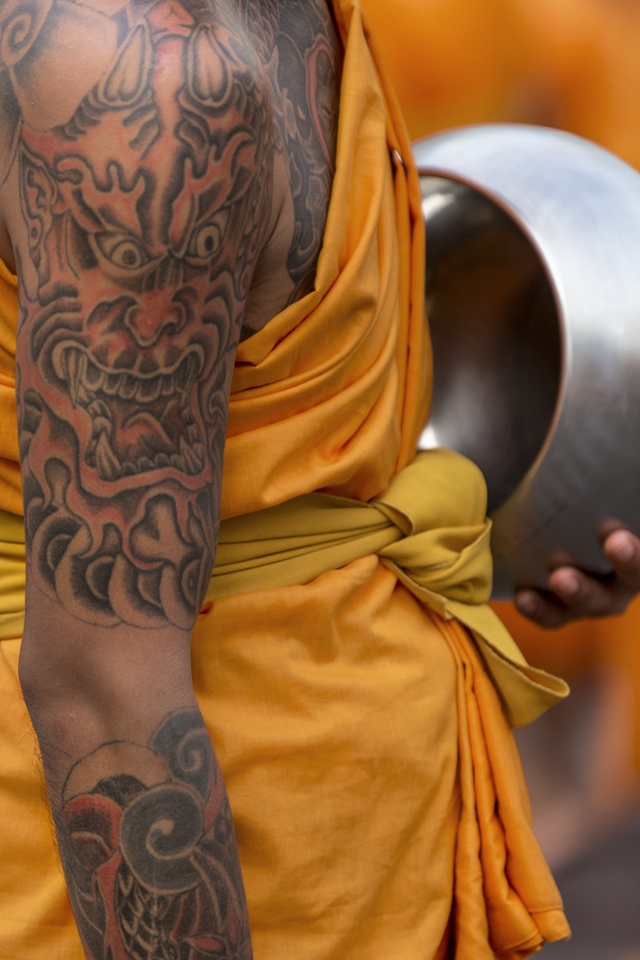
21;634;253;960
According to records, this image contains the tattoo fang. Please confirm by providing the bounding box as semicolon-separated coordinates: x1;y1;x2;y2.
60;710;252;960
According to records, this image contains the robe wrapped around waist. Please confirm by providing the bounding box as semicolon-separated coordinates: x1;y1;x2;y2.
0;0;570;957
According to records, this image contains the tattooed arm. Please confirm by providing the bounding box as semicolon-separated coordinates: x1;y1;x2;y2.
0;1;287;956
0;0;339;954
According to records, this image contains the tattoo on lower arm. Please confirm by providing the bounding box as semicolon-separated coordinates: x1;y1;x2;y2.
58;709;252;960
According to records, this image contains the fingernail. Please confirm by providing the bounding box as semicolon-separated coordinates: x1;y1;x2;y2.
608;531;635;563
552;570;580;598
516;591;538;615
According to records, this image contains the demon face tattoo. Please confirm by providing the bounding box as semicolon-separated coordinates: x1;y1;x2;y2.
15;1;273;630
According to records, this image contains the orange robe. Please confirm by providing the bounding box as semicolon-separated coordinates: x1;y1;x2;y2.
0;1;569;957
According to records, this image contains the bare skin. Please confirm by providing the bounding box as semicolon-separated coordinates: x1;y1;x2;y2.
0;0;340;956
516;528;640;628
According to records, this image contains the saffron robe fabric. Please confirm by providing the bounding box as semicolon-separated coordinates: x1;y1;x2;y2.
0;1;569;956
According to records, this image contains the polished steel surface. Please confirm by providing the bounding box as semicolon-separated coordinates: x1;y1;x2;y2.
413;124;640;598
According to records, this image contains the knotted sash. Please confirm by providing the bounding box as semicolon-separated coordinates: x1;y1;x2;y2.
0;449;567;727
209;448;568;726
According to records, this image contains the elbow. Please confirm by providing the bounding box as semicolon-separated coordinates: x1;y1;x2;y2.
17;631;69;729
18;621;195;735
18;632;47;710
17;624;103;727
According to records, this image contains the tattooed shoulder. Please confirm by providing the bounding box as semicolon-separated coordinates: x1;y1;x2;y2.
0;0;277;632
0;0;339;635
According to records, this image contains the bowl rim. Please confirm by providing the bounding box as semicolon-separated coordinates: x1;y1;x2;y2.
415;162;568;516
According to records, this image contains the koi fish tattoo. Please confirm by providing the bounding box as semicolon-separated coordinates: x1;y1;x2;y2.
59;708;252;960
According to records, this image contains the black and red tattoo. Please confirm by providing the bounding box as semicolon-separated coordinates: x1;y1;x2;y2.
0;0;340;633
59;709;252;960
0;1;339;957
12;0;273;631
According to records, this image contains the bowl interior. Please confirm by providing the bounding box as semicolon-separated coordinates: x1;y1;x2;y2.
419;176;562;513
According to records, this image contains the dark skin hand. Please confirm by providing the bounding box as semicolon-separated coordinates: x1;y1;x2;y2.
515;527;640;628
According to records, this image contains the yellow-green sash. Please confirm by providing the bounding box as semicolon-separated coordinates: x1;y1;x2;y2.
0;449;568;726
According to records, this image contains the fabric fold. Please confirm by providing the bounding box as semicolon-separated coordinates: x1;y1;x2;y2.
439;616;570;959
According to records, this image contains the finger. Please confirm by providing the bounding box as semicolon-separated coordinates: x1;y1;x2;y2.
548;565;631;618
515;588;576;628
603;529;640;589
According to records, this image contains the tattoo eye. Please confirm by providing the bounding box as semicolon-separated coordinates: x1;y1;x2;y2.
97;234;147;270
189;222;223;260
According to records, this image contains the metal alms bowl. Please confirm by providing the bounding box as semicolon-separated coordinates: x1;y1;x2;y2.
412;124;640;598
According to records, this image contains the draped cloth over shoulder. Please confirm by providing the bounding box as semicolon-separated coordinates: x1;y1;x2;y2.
0;0;569;958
